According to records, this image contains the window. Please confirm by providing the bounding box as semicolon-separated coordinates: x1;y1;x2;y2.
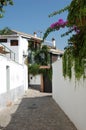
10;40;18;46
0;39;7;43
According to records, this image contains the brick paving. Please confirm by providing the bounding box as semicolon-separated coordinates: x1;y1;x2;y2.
0;88;77;130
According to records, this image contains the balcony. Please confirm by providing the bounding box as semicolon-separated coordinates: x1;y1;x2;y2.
0;43;15;61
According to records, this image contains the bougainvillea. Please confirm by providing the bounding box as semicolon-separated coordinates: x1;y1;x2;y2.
43;0;86;80
43;19;68;41
50;19;68;29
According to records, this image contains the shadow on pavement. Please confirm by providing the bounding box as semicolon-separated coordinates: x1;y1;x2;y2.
2;94;77;130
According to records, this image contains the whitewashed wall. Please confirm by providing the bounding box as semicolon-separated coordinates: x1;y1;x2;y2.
2;36;28;64
52;58;86;130
19;37;28;64
29;74;41;85
3;37;19;62
0;55;28;110
29;74;41;91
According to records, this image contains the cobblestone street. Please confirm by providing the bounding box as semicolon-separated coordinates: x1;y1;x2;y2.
0;88;77;130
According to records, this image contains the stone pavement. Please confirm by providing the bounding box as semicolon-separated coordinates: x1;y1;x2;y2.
0;88;77;130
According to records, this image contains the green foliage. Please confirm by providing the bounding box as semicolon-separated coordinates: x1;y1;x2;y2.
63;53;86;80
49;5;69;18
43;21;66;41
61;28;74;37
28;40;50;65
28;63;52;80
39;66;52;81
62;46;73;79
43;27;55;41
28;41;52;80
34;45;50;65
74;58;85;80
0;0;13;18
67;0;86;26
63;27;86;80
43;0;86;80
29;40;37;52
0;27;13;34
28;64;40;76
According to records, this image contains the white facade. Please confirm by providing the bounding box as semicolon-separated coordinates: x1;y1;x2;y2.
0;55;28;110
29;74;41;91
2;35;28;64
0;31;29;110
29;74;41;85
52;58;86;130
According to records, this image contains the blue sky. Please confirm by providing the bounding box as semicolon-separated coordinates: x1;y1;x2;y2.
0;0;71;50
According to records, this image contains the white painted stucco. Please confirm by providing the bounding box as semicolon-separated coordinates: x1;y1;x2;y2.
29;74;41;85
52;58;86;130
0;55;28;110
2;37;19;62
0;34;29;110
18;37;28;64
2;36;28;64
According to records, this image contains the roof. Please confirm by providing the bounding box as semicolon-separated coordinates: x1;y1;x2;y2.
49;48;64;55
12;30;42;41
0;29;64;53
0;29;42;42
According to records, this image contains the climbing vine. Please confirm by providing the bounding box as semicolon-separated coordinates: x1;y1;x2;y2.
34;45;50;65
28;63;52;80
43;0;86;80
28;41;52;80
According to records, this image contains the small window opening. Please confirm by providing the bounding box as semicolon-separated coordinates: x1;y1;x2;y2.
10;40;18;46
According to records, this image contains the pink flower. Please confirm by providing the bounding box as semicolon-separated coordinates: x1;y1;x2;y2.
64;21;68;25
73;25;80;34
58;19;64;25
73;25;77;31
50;23;55;29
50;19;68;29
54;22;59;26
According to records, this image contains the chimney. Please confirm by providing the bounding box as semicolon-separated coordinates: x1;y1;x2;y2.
52;38;56;48
34;32;37;37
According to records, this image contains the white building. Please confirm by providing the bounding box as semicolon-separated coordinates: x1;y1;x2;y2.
0;29;41;110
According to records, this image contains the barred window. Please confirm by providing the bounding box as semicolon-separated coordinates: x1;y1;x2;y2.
0;39;7;43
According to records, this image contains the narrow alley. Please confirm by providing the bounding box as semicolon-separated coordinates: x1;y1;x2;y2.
0;88;77;130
